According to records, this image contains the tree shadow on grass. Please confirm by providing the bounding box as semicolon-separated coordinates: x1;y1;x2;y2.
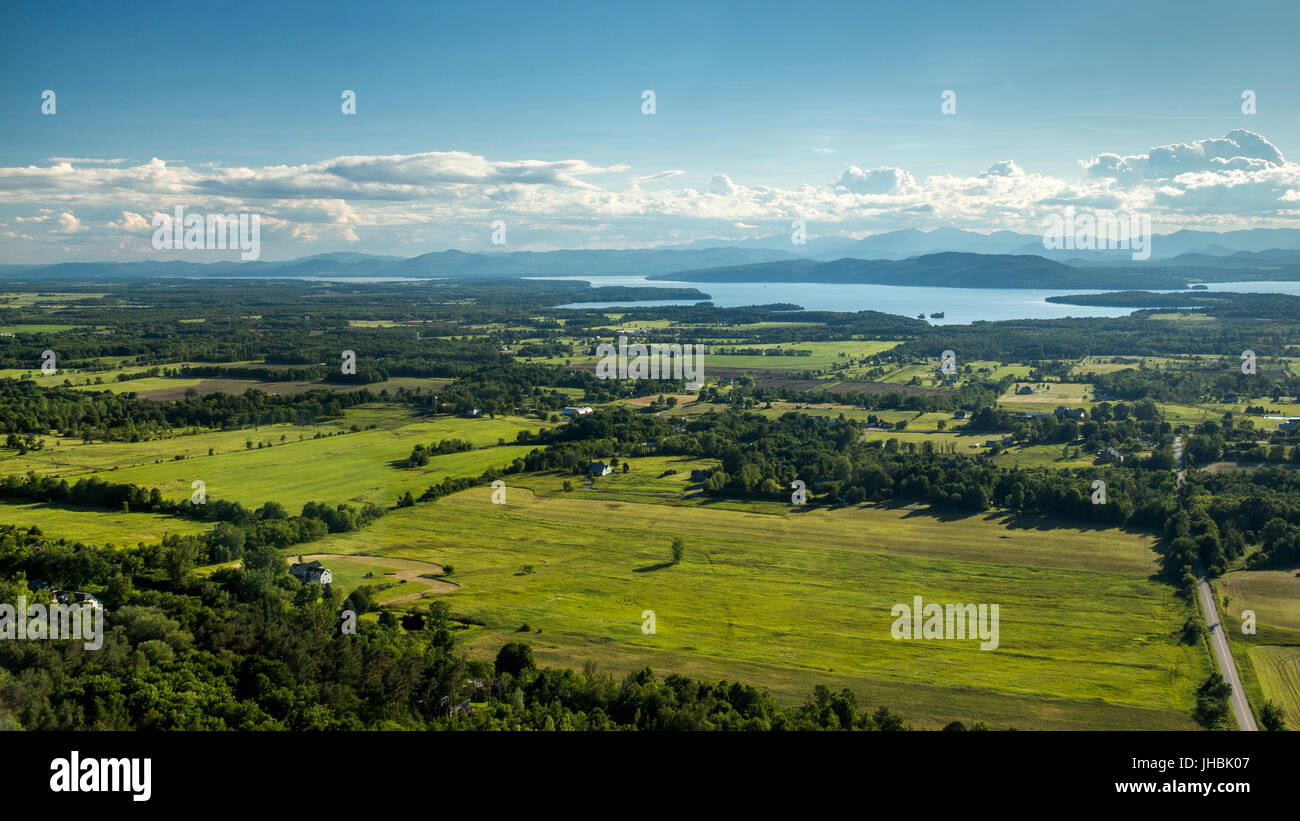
633;561;675;573
889;501;1156;537
892;503;973;524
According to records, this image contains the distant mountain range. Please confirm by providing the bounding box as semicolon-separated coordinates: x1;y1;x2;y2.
0;247;809;280
654;248;1300;289
647;252;1198;290
5;227;1300;287
680;226;1300;262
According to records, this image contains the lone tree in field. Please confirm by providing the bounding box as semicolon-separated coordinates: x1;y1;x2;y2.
670;536;686;564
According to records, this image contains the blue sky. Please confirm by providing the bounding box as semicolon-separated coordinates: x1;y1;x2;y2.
3;0;1300;261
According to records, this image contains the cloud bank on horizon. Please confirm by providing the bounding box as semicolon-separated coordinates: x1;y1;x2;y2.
2;129;1297;262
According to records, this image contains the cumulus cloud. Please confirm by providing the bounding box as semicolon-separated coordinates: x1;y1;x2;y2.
107;211;150;232
54;212;85;233
1083;129;1286;180
834;165;916;195
1;130;1298;259
706;173;739;195
982;160;1024;177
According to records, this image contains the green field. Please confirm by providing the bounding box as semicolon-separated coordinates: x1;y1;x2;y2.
998;382;1093;410
1217;569;1300;729
1248;646;1300;729
285;553;453;605
0;501;207;545
993;443;1098;469
307;463;1206;730
1219;570;1300;633
0;324;85;334
1;407;550;509
0;344;1230;730
753;404;915;425
525;339;900;374
79;423;542;509
0;420;353;476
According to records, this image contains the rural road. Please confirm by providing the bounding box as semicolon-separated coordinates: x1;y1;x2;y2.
1175;436;1258;731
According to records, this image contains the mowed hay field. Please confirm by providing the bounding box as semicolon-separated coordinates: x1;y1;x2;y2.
0;501;208;545
1218;569;1300;728
0;420;355;476
528;340;899;373
0;407;550;510
284;554;454;606
79;418;545;509
1248;647;1300;729
313;470;1206;730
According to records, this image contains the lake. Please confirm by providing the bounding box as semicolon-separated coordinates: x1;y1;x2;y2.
538;277;1300;324
200;274;1300;325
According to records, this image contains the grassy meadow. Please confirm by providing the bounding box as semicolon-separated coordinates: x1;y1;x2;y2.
308;460;1206;730
0;407;550;510
0;500;208;545
1217;569;1300;728
0;349;1246;731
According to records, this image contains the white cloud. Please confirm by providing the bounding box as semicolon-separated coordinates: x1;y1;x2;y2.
706;173;739;195
44;157;130;166
1;131;1298;259
107;210;150;232
1083;129;1286;180
982;160;1024;178
834;166;917;195
630;170;686;185
54;211;85;233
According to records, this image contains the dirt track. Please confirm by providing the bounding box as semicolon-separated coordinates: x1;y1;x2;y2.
293;553;458;603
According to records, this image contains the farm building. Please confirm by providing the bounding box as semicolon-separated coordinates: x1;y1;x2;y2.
50;590;101;609
290;561;333;586
1096;447;1123;464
